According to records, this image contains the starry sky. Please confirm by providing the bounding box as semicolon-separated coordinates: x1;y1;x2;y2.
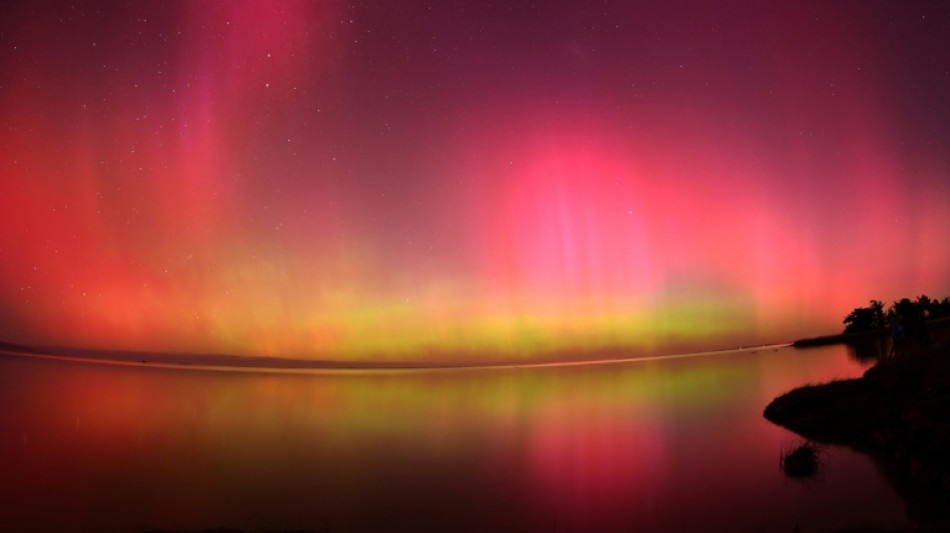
1;1;948;362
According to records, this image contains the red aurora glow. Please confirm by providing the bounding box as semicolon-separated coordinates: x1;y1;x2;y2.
1;1;948;360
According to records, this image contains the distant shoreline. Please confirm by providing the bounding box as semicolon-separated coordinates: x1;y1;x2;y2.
0;340;790;374
791;329;885;347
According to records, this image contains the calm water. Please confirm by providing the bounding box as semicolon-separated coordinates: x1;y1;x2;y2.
0;346;911;532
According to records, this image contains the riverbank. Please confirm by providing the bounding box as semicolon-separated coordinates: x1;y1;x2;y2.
765;332;950;527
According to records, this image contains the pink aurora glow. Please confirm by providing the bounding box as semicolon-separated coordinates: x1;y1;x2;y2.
0;1;948;360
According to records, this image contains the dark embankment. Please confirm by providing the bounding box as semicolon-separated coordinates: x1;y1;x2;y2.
792;329;885;348
765;332;950;526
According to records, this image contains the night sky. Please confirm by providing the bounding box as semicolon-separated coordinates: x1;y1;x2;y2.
1;1;948;361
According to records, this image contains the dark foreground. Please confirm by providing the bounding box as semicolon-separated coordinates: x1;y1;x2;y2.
765;332;950;530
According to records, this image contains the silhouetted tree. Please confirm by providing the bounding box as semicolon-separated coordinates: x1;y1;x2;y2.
843;300;887;334
842;295;950;336
887;296;933;346
931;297;950;320
842;295;950;358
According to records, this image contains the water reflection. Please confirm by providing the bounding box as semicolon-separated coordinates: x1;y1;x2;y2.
0;346;909;532
845;336;889;363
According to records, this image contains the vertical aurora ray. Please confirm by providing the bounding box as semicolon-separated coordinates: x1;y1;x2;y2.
1;1;948;361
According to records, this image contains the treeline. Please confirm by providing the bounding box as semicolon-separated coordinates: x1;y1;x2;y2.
843;295;950;335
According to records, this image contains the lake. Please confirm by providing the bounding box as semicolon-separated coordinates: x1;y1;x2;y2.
0;345;912;532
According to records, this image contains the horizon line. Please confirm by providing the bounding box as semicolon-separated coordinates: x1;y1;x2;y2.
0;340;794;375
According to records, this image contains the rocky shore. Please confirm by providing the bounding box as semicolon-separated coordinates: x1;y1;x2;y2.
765;334;950;528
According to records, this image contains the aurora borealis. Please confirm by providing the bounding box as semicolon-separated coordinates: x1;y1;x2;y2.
1;1;948;361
